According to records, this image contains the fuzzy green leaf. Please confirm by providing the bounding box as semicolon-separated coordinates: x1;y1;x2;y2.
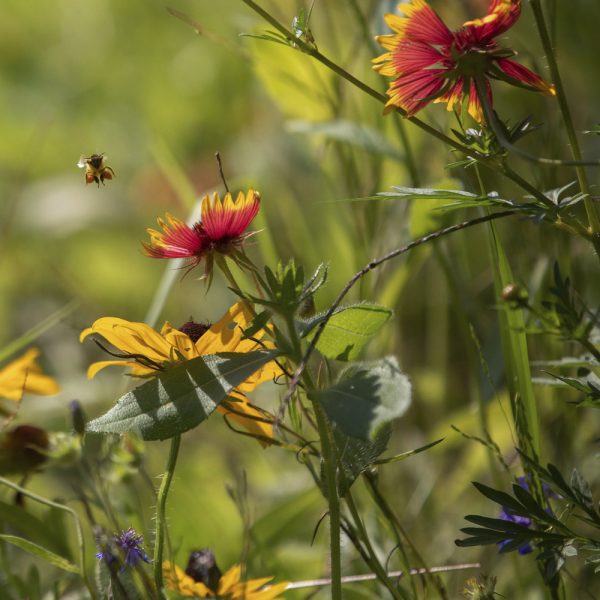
316;356;411;440
87;351;278;441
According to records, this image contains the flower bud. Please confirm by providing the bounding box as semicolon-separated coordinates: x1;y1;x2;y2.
185;549;222;593
69;400;86;436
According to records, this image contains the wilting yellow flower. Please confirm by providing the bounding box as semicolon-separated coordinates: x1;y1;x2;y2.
163;562;288;599
0;348;60;402
80;302;280;442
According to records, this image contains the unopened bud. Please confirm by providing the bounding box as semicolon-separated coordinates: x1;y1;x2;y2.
501;283;527;303
185;549;222;592
70;400;86;436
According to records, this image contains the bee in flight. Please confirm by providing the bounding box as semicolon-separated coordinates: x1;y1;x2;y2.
77;153;115;186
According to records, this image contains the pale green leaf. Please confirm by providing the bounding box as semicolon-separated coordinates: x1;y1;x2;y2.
316;356;411;440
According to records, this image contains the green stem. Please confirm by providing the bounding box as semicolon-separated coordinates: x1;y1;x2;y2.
311;401;342;599
154;435;181;598
529;0;600;254
280;309;342;599
363;472;448;599
0;476;96;600
345;492;405;600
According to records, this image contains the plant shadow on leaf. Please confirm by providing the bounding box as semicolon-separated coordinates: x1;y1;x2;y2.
86;351;279;441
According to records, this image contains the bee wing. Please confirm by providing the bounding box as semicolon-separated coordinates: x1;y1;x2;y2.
77;155;88;169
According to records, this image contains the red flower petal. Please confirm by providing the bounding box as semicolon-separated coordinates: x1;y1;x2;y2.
496;57;555;95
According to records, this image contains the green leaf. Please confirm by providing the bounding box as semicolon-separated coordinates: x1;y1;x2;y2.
315;356;411;440
301;303;393;361
87;351;279;441
333;425;391;497
286;119;405;161
0;534;79;574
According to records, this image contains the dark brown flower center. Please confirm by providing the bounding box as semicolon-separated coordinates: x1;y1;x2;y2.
185;549;222;592
178;320;211;342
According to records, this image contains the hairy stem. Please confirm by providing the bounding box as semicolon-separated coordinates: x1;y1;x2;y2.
154;435;181;597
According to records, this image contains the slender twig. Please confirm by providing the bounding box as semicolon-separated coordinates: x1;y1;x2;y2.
215;151;230;193
285;562;481;590
282;210;516;406
345;491;405;599
0;476;96;600
153;435;181;597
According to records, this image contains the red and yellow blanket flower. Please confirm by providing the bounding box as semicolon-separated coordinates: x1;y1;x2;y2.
163;561;288;599
143;189;260;270
80;302;280;442
0;348;60;402
373;0;555;122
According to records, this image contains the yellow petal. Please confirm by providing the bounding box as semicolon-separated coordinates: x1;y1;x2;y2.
219;393;275;446
0;348;60;401
80;317;173;364
218;564;242;594
161;322;200;361
86;359;142;379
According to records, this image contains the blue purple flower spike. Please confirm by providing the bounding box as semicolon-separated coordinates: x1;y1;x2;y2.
96;527;151;570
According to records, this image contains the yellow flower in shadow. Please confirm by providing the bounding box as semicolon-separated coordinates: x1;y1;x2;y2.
163;561;288;599
0;348;60;402
80;302;280;442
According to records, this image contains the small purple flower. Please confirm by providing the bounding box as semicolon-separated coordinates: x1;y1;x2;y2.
96;527;151;571
497;474;556;555
497;508;533;555
115;527;151;568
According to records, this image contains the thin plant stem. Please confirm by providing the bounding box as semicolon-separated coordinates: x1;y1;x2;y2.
283;210;516;404
0;476;96;600
345;491;405;600
153;434;181;598
281;309;343;599
311;402;343;599
528;0;600;246
363;472;448;599
285;562;480;590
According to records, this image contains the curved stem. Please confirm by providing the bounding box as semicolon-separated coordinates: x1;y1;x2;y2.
283;210;516;404
345;491;405;600
0;476;96;600
528;0;600;243
154;435;181;598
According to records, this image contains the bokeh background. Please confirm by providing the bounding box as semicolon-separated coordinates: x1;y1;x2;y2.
2;0;600;597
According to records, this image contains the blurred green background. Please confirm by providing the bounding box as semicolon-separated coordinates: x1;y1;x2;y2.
2;0;600;597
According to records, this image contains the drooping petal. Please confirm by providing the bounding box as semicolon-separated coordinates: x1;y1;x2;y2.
219;391;275;445
142;213;206;259
495;57;555;95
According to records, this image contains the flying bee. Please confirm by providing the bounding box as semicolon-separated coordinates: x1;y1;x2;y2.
77;153;115;186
